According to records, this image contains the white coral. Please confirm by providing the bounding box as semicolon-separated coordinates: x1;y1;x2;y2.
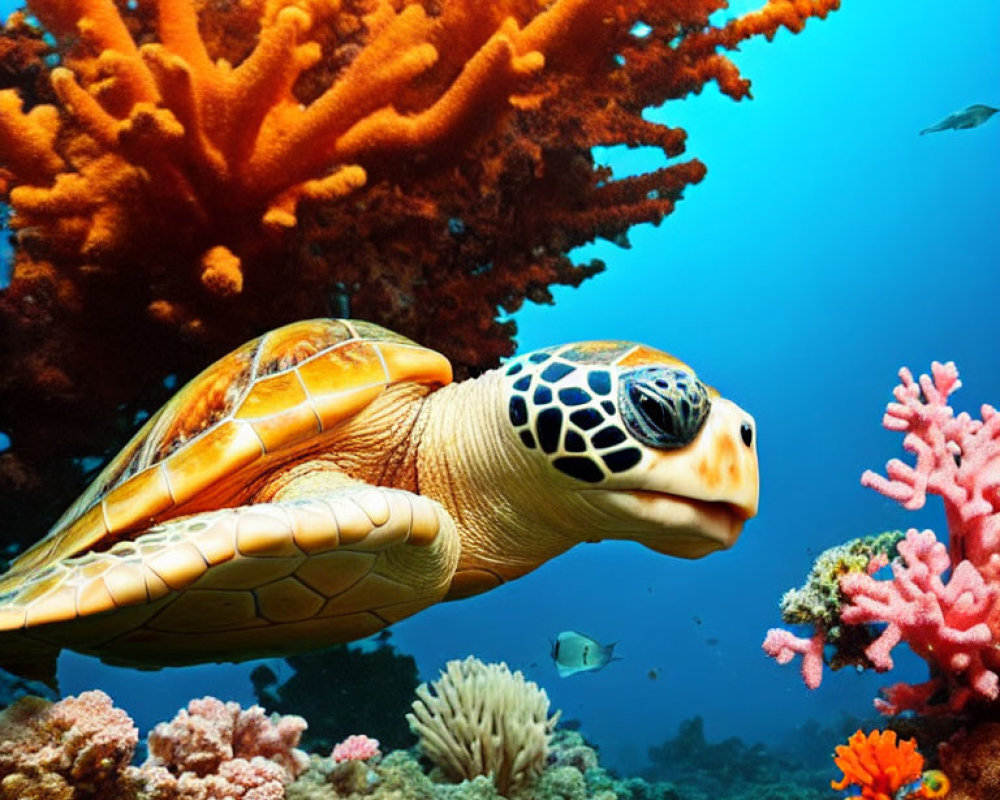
406;656;560;796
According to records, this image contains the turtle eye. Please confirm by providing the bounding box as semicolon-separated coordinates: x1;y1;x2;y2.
620;367;710;449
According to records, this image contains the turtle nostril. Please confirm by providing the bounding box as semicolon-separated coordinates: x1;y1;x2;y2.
740;422;753;447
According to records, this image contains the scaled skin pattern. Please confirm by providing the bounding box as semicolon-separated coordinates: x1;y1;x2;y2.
0;0;838;545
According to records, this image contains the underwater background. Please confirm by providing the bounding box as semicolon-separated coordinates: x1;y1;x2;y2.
0;0;998;792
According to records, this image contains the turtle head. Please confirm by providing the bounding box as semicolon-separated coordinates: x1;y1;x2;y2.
501;341;758;559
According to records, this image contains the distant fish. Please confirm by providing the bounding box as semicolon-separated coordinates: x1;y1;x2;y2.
647;668;660;681
894;769;950;800
550;630;620;677
920;104;998;135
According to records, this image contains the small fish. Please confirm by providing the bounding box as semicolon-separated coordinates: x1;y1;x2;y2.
550;630;620;677
894;770;950;800
917;770;950;799
920;104;998;135
647;668;660;680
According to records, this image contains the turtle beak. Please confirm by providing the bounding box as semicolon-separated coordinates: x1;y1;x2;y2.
584;490;751;558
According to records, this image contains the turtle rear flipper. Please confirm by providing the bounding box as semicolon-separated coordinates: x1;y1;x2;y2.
0;481;460;670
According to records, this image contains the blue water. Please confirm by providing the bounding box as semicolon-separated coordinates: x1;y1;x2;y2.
4;0;1000;777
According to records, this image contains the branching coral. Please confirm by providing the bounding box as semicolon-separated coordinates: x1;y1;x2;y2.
2;0;569;281
764;531;904;688
0;0;839;553
765;362;1000;714
406;656;560;797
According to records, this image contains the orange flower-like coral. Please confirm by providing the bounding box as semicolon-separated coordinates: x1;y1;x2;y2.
831;729;925;800
0;0;840;552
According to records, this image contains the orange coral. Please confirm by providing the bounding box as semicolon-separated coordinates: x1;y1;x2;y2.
0;0;842;317
1;0;567;281
831;729;925;800
0;0;839;551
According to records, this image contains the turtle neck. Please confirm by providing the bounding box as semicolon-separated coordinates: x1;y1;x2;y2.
413;371;584;588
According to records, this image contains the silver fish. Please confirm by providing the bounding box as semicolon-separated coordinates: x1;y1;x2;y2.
550;630;620;677
920;104;998;135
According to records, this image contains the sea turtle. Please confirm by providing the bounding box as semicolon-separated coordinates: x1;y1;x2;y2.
0;319;758;687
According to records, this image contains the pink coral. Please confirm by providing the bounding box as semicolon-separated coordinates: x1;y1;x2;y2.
841;362;1000;711
0;691;310;799
0;689;138;797
139;757;289;800
840;528;998;712
764;362;1000;713
860;362;1000;580
331;734;381;763
761;629;826;690
147;696;309;780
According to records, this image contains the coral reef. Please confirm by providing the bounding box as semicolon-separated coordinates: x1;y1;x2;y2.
289;729;685;800
764;362;1000;714
937;722;1000;800
0;689;138;799
0;690;310;800
144;696;309;782
289;747;603;800
763;531;904;688
0;0;839;555
406;656;559;796
0;684;859;800
830;729;924;800
641;715;830;799
251;640;420;753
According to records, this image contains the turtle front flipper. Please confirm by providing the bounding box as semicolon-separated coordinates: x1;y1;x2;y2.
0;484;460;675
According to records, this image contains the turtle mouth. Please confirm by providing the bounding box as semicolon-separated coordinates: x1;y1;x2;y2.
624;490;752;523
581;488;751;557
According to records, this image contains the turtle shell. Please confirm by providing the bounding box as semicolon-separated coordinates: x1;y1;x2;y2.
1;319;452;597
